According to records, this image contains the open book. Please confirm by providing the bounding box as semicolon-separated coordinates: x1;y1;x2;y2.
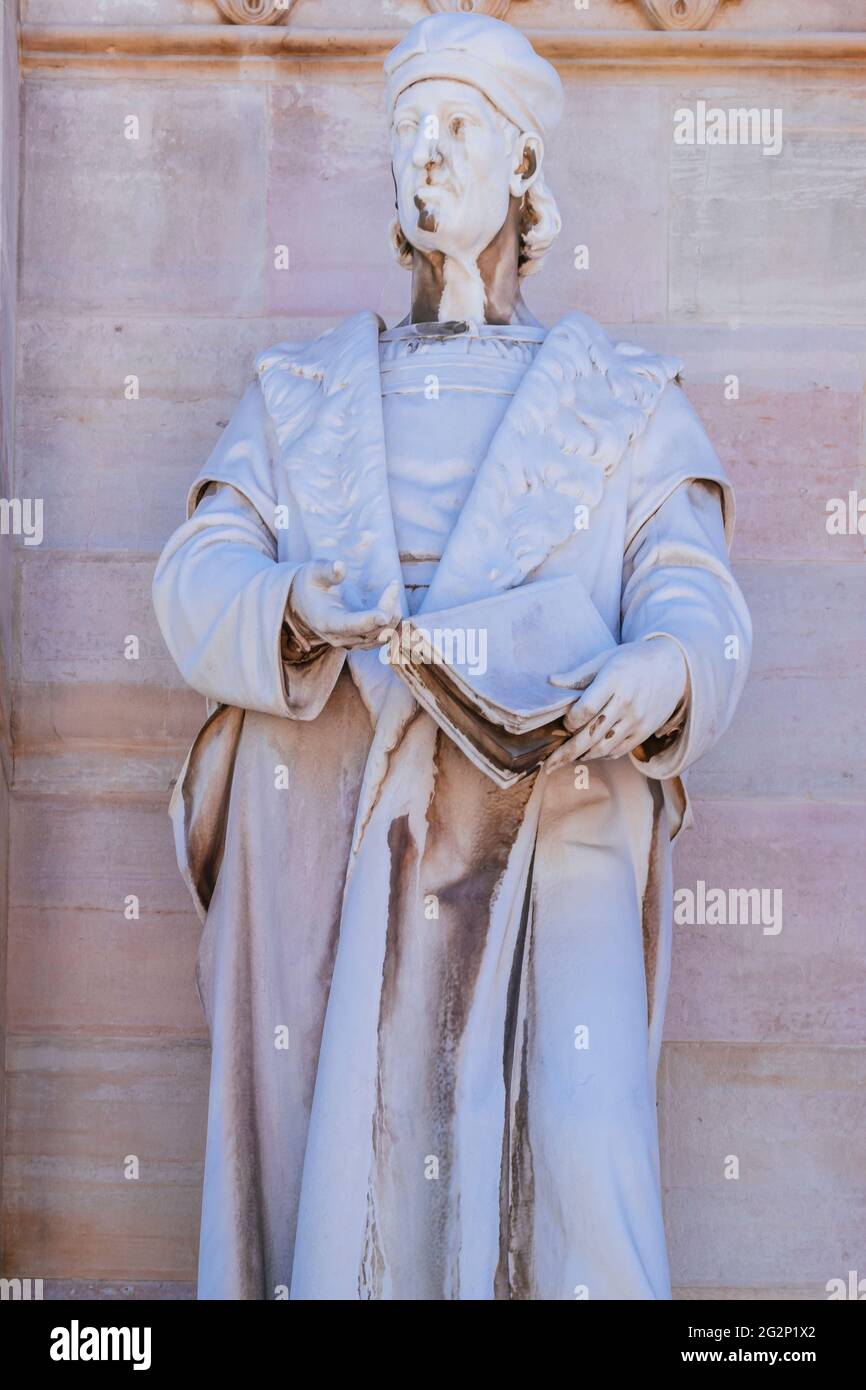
385;574;618;788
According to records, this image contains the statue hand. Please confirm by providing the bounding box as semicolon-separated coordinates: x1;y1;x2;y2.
289;560;400;651
546;637;688;770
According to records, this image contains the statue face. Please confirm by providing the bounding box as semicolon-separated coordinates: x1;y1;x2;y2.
390;78;538;266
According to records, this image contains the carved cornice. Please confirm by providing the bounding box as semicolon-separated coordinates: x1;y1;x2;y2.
212;0;295;21
213;0;516;20
18;25;866;71
425;1;514;16
622;0;739;30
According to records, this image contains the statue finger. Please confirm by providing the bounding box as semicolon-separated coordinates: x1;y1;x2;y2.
544;732;582;775
562;682;614;734
375;579;402;622
549;654;608;691
585;721;629;760
310;558;347;589
606;730;645;760
560;708;613;759
327;605;389;639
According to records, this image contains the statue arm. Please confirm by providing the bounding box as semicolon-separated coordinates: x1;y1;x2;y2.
153;437;346;719
619;476;752;779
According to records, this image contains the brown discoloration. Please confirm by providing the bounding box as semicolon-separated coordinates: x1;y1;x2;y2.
382;813;416;1032
183;703;245;917
226;828;266;1299
359;811;418;1298
428;750;534;1052
478;194;527;327
414;192;438;234
352;704;422;852
407;190;542;326
507;917;537;1300
191;672;374;1299
315;902;344;1006
408;245;447;323
358;1182;385;1301
642;778;667;1033
420;735;536;1294
494;847;535;1299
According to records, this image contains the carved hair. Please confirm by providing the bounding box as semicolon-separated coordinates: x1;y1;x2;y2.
516;170;561;277
388;109;562;278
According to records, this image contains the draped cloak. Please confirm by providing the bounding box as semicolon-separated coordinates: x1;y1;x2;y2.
152;309;752;1301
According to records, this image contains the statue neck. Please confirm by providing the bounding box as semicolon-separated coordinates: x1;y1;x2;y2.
408;195;540;328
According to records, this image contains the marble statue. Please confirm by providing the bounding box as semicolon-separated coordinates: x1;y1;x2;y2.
153;12;751;1300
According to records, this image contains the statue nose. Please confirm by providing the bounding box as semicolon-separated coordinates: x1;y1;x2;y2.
414;137;443;169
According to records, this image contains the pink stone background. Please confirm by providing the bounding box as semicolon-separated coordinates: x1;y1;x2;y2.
1;0;865;1298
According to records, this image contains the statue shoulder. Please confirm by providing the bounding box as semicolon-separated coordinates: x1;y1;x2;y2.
184;379;278;521
255;311;384;403
518;311;682;491
548;310;683;417
624;368;735;548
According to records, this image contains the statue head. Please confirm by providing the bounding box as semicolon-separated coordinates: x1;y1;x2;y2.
384;14;563;322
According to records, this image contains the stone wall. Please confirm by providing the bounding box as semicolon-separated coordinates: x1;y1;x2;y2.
2;0;865;1298
0;0;21;1272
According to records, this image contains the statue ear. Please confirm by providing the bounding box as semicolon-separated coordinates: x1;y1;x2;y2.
388;216;414;270
510;132;543;198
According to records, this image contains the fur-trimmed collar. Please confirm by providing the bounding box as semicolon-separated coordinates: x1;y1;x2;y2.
255;309;681;618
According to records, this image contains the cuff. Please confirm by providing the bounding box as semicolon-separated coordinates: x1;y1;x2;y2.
632;633;694;772
282;573;330;666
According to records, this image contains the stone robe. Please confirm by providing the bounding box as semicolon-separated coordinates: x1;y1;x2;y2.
152;309;751;1301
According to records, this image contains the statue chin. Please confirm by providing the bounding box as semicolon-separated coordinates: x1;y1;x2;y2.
412;195;440;236
403;188;486;262
402;226;449;261
401;220;482;266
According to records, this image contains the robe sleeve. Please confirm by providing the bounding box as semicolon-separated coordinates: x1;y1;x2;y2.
620;384;752;780
152;382;345;720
